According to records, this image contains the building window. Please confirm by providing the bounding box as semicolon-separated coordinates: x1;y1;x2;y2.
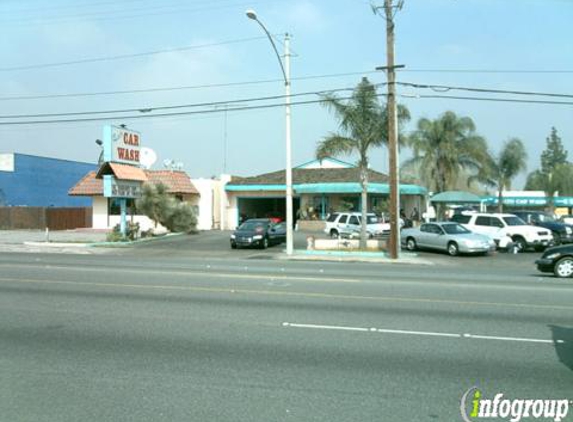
108;198;136;216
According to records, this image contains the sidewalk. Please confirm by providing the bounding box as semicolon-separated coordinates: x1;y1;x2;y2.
0;229;108;245
275;249;434;265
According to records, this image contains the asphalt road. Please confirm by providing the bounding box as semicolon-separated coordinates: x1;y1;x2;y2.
0;235;571;421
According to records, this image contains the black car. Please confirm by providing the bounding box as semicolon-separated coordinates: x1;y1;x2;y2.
230;218;286;249
535;244;573;278
512;210;573;245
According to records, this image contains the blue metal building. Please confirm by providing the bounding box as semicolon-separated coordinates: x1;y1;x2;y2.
0;153;97;207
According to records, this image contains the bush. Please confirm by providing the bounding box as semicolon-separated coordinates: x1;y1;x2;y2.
106;222;140;242
162;201;198;233
136;183;198;233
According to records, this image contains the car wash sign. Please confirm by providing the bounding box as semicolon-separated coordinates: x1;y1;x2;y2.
102;125;141;165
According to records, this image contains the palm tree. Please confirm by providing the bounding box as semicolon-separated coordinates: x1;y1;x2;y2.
316;77;409;248
472;138;528;212
525;163;573;213
403;111;489;217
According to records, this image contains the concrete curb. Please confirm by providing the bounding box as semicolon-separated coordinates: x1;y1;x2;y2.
24;241;89;248
273;250;434;265
23;232;187;249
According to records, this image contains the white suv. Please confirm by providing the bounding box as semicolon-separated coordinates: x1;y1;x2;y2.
450;212;553;252
324;212;391;238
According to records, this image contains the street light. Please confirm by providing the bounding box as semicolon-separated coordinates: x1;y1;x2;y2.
246;9;294;255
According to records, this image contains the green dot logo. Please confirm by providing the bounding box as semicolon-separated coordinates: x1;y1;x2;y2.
461;386;480;422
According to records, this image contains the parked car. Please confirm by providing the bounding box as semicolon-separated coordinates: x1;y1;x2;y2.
450;212;553;252
324;212;391;238
230;219;286;249
535;244;573;278
401;222;495;256
511;210;573;245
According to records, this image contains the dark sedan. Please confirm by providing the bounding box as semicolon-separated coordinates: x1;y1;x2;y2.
535;244;573;278
230;219;286;249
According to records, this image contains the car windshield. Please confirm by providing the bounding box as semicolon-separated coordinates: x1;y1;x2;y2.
442;223;471;234
238;222;266;232
536;213;556;223
503;216;526;226
365;215;379;224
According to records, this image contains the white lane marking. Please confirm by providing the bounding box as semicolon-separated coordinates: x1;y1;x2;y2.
283;322;564;345
283;322;370;332
375;328;461;338
463;333;564;344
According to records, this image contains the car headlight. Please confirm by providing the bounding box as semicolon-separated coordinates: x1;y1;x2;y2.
253;235;263;240
566;227;572;235
545;252;561;260
230;234;236;239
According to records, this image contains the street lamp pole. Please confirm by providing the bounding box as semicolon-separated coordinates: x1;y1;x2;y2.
246;10;294;255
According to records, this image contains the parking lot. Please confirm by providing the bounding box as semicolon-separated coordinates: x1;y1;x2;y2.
127;229;546;274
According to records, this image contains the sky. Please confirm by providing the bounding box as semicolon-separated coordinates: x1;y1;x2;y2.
0;0;571;188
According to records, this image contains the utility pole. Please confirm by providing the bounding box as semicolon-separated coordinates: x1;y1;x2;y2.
373;0;402;259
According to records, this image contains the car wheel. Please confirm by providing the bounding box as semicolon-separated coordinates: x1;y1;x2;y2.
330;229;339;238
261;237;269;249
554;257;573;278
231;242;237;249
447;242;459;256
553;232;562;246
406;237;417;251
512;236;527;252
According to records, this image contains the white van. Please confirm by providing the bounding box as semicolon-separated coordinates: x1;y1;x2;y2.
324;212;391;238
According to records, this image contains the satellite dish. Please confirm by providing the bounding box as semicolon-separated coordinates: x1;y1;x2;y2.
140;147;157;169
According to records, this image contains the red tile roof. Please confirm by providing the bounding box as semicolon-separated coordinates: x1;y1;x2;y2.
69;170;198;196
96;162;148;182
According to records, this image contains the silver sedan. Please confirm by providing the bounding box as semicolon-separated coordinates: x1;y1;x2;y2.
401;222;495;256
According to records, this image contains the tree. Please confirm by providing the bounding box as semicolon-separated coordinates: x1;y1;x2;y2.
137;183;171;228
525;163;573;212
136;183;197;232
316;77;410;248
472;138;528;212
541;127;568;174
403;111;489;216
525;127;571;212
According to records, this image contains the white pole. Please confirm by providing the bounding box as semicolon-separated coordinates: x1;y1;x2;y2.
284;33;294;255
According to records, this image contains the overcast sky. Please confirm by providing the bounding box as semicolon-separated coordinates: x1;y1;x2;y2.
0;0;571;188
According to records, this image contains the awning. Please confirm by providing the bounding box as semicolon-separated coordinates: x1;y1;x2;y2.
225;182;427;195
96;162;147;182
430;191;484;204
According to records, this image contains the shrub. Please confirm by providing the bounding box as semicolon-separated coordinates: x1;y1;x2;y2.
106;222;140;242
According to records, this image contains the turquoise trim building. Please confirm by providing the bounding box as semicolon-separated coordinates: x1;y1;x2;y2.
222;158;427;228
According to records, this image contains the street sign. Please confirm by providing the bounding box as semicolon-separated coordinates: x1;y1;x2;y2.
102;125;141;166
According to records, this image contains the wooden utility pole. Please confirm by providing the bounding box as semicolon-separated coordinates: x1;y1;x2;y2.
384;0;400;259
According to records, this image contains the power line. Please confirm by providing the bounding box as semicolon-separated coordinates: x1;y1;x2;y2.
397;81;573;99
400;68;573;74
4;86;573;128
0;36;267;72
1;0;282;27
0;86;361;119
400;93;573;106
0;95;350;126
0;70;380;101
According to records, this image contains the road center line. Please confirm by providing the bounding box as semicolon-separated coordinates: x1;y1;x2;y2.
0;277;571;311
283;322;565;345
0;263;360;284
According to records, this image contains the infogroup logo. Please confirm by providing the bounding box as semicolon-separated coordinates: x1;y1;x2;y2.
460;387;571;422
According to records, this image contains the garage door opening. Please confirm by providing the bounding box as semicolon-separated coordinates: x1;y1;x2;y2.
238;197;300;225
